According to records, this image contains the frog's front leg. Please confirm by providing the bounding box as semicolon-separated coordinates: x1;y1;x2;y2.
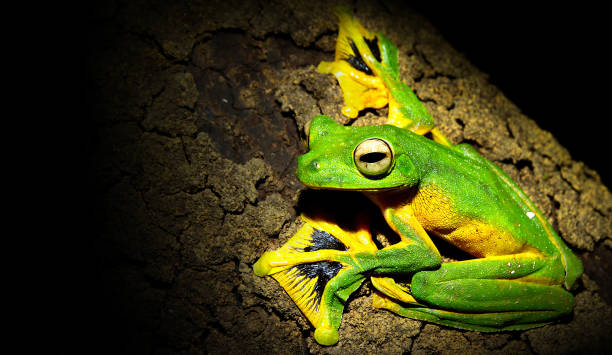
374;254;575;331
254;208;442;345
363;204;443;302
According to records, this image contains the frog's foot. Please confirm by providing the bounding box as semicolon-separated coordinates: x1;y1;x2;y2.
317;7;390;119
317;8;453;143
372;291;469;328
254;213;377;345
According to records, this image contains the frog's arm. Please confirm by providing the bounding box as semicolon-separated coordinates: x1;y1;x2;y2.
253;198;444;345
318;7;453;147
362;192;444;302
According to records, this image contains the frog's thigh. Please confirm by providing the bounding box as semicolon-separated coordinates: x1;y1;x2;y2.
410;256;574;315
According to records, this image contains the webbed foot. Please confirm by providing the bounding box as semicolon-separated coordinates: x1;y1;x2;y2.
318;7;454;147
254;213;377;345
317;7;389;119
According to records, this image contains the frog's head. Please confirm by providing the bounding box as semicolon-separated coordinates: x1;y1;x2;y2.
297;115;420;191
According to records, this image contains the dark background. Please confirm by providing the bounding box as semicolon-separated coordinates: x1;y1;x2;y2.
72;1;610;353
413;3;610;187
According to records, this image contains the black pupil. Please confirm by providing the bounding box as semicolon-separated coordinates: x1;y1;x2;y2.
360;152;387;163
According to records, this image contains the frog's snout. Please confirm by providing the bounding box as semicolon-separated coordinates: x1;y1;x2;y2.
296;152;323;187
297;154;320;174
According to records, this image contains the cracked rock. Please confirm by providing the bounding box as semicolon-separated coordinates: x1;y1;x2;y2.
87;1;612;353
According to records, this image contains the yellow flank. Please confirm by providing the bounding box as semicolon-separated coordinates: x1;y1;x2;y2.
404;185;530;257
444;222;526;258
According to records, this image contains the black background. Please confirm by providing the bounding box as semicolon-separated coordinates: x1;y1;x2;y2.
412;3;610;187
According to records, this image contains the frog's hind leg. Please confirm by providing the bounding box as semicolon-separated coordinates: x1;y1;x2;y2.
373;254;575;331
372;292;555;331
254;213;378;345
317;8;455;148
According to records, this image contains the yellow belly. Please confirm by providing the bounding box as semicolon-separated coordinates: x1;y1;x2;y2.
406;186;527;258
441;221;525;257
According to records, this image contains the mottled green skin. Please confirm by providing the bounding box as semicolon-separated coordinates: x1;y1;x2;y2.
297;115;583;331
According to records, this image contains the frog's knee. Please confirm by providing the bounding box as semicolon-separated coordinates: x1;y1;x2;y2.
555;289;575;315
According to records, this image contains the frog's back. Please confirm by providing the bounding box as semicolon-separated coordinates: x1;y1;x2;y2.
407;137;582;289
455;144;583;289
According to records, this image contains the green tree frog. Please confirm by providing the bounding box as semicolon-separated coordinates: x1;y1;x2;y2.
254;8;583;346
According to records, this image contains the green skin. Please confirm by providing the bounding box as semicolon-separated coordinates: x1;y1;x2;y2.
298;115;583;342
375;31;435;131
296;28;582;343
257;11;583;345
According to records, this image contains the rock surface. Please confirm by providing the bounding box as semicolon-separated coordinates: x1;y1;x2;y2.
85;0;612;353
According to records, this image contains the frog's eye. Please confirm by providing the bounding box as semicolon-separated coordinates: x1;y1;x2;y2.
354;138;393;177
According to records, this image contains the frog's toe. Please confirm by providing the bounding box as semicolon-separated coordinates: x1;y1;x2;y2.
314;326;339;346
371;276;419;304
253;251;276;276
341;105;359;119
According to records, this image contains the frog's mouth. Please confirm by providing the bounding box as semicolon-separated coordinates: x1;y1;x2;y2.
296;164;411;192
302;182;410;193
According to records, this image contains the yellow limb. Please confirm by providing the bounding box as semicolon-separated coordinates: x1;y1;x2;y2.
332;7;382;77
371;276;419;304
430;127;454;147
253;212;378;277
